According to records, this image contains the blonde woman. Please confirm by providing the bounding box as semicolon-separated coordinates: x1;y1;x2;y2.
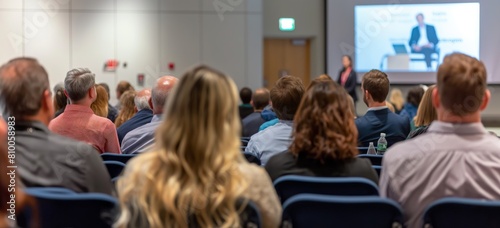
407;85;437;139
114;65;281;228
91;84;109;118
114;90;136;128
389;88;404;114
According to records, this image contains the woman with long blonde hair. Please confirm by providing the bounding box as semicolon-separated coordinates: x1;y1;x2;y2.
114;65;281;228
389;88;404;114
407;85;437;139
90;84;109;118
114;90;136;128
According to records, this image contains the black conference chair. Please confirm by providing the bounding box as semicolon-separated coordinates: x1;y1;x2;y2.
282;194;404;228
101;153;136;164
243;152;261;166
273;175;379;204
423;197;500;228
18;188;119;228
372;165;382;177
358;154;384;166
103;161;126;179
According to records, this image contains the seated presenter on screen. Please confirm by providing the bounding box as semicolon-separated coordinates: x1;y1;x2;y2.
337;55;358;108
409;13;439;70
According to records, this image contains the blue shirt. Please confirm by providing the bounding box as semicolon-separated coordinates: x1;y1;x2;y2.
121;114;162;154
242;112;266;137
117;109;153;144
245;120;293;166
355;107;410;148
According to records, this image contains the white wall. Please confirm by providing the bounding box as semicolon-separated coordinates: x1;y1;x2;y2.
0;0;263;105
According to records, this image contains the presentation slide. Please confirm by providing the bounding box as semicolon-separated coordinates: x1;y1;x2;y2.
326;0;500;84
355;3;479;72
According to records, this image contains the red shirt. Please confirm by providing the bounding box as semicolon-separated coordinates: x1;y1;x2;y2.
49;104;121;154
341;67;352;86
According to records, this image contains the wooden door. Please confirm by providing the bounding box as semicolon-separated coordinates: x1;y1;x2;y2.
263;39;311;89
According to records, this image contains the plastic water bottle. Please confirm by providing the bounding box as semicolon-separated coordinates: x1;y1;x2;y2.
377;133;388;155
367;142;377;155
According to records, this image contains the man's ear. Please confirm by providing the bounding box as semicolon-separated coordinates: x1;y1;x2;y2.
148;97;154;110
479;89;491;111
432;88;440;109
42;90;54;119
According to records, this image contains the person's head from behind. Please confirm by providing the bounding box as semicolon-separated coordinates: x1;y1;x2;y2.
434;53;489;122
115;90;136;127
239;87;252;104
98;83;111;101
90;85;109;118
407;86;425;107
415;85;437;127
251;88;270;111
389;88;404;110
290;81;358;162
271;76;305;120
149;76;178;115
116;81;135;100
0;58;53;125
53;83;67;112
134;89;152;112
115;65;247;227
342;55;353;69
64;68;97;106
361;70;390;107
307;74;333;90
416;13;425;26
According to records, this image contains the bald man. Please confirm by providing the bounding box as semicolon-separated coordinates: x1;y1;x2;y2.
121;76;178;154
116;89;153;144
1;58;113;194
242;88;270;137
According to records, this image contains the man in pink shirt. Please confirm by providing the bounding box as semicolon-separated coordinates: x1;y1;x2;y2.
49;68;121;154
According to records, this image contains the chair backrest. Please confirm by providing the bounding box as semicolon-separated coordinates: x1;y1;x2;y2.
357;147;368;154
22;187;76;195
358;154;383;166
282;194;403;228
372;165;382;177
19;189;119;228
241;137;251;146
423;197;500;228
101;153;136;164
103;161;126;179
273;175;379;204
242;152;261;166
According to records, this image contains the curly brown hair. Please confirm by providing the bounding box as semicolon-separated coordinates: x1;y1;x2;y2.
290;81;358;162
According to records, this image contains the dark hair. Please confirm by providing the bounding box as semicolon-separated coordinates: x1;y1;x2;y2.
407;86;425;106
270;76;305;120
342;55;353;67
290;81;358;162
98;83;111;100
0;57;50;119
53;85;68;112
416;13;424;19
361;69;390;102
116;81;135;98
239;87;252;104
307;74;333;90
252;89;270;110
437;53;487;116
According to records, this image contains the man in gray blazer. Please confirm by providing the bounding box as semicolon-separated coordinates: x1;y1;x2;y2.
0;57;113;195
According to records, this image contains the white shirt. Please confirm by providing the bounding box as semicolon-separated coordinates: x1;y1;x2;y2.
417;25;429;46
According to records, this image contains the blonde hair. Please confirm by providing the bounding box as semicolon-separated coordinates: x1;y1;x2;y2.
90;85;109;118
115;90;136;127
389;88;404;110
386;101;395;112
114;65;248;228
414;85;437;127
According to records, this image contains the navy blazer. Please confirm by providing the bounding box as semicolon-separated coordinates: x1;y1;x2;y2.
337;68;358;102
409;24;439;49
117;109;153;144
355;108;410;148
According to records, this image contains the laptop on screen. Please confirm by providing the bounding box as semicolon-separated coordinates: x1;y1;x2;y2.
392;44;408;54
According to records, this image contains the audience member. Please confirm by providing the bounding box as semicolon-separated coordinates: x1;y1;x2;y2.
355;70;410;147
258;105;278;131
400;86;425;127
99;82;119;123
114;90;136;128
114;65;281;228
246;76;305;166
0;58;113;195
90;84;109;118
407;85;437;139
116;89;153;144
265;81;378;183
386;101;396;113
121;76;178;154
380;53;500;228
53;83;67;117
337;55;358;105
239;87;254;119
49;68;121;154
389;88;404;114
242;88;270;137
115;80;135;110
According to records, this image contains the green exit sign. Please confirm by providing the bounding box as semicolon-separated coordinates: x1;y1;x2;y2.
279;18;295;31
